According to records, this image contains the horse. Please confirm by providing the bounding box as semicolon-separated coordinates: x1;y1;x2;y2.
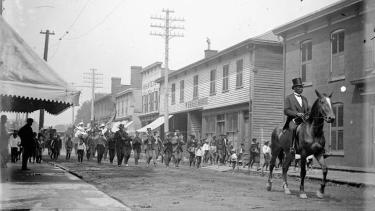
267;90;335;199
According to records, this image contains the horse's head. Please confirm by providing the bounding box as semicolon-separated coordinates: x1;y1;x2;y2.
315;90;335;123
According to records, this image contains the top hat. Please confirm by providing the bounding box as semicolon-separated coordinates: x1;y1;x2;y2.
292;78;303;89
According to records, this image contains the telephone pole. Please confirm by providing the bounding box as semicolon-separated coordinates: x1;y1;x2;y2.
83;69;103;123
150;9;184;135
39;29;55;130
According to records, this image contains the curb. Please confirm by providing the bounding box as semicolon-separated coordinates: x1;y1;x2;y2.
47;161;83;179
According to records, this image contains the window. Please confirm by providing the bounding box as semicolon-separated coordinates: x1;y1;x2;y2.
171;83;176;105
227;112;238;132
301;40;312;83
144;95;148;113
180;80;184;103
149;92;154;111
222;64;229;92
148;93;152;112
330;103;344;152
193;75;199;99
331;30;345;78
236;59;243;88
217;114;225;135
154;91;159;111
121;100;124;116
204;115;216;134
210;69;216;95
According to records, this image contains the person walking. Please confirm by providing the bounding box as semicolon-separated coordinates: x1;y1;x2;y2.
77;139;86;163
122;127;132;166
114;124;127;167
96;132;107;164
144;128;157;167
106;130;116;164
195;143;204;168
186;135;197;167
261;140;271;173
248;138;260;171
35;133;43;163
132;132;142;165
9;130;20;163
18;118;34;170
65;136;73;160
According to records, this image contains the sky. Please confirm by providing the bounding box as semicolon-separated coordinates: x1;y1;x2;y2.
1;0;340;127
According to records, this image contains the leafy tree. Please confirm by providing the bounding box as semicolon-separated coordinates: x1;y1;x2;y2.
75;100;91;126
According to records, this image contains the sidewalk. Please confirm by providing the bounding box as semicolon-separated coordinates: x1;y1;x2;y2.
0;162;130;210
203;164;375;187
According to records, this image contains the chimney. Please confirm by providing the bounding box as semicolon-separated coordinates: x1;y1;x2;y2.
204;49;218;58
130;66;142;88
111;77;121;94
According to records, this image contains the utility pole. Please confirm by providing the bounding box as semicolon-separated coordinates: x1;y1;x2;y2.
83;69;103;123
39;29;55;130
150;9;184;135
0;0;3;16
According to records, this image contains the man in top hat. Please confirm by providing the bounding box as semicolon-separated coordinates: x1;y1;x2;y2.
283;77;309;154
114;123;129;167
18;118;34;170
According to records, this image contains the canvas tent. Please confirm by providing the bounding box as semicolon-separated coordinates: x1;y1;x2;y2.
0;16;80;114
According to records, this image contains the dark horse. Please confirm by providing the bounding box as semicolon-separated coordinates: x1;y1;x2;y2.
267;90;335;199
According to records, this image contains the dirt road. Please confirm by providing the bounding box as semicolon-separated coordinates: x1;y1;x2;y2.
54;158;375;210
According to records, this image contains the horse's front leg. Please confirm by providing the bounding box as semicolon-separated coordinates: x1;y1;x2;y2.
315;154;328;199
267;152;278;191
282;151;293;195
299;155;307;199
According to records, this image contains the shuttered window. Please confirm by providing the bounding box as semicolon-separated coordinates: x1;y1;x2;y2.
193;75;199;99
301;40;312;83
236;59;243;88
154;91;159;111
144;95;148;113
210;69;216;95
222;64;229;92
217;114;225;135
330;103;344;152
171;83;176;105
180;80;184;103
331;30;345;78
227;112;238;132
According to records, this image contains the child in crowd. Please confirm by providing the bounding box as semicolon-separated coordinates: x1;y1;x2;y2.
262;140;271;173
195;143;204;168
230;149;238;173
77;139;86;163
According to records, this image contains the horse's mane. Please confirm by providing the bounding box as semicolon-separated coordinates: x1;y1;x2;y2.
306;93;328;137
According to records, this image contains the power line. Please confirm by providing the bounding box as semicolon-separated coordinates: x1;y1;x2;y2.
66;0;124;40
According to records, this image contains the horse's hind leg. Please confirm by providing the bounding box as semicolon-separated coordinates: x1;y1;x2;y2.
299;155;308;199
315;154;328;199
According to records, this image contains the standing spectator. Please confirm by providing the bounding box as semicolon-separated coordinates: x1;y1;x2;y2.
29;132;37;163
35;133;44;164
248;138;260;171
202;140;210;165
0;115;10;168
238;143;245;167
56;135;62;160
209;140;217;165
9;130;20;163
132;132;142;165
186;135;197;167
261;140;271;173
195;143;204;168
18;118;34;170
77;139;86;163
65;136;73;160
96;132;107;164
106;130;116;164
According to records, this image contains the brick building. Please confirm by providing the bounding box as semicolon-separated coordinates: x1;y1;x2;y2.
273;0;375;168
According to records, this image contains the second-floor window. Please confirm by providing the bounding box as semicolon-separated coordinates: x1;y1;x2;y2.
148;93;153;112
149;93;154;112
330;103;344;152
154;91;158;111
180;80;184;103
171;83;176;105
210;69;216;95
193;75;199;99
331;30;345;78
301;40;312;83
144;95;148;113
222;64;229;92
236;59;243;88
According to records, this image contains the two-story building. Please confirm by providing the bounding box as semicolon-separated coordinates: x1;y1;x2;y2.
138;62;163;127
273;0;375;169
155;32;283;148
115;66;142;134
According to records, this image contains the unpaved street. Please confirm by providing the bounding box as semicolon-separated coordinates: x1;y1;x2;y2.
53;158;375;211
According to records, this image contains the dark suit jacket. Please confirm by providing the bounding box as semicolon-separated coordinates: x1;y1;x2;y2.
284;93;309;128
18;124;34;149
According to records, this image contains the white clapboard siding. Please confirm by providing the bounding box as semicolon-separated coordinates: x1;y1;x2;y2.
252;45;284;142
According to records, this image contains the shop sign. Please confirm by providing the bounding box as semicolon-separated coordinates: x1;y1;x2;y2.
185;97;208;109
